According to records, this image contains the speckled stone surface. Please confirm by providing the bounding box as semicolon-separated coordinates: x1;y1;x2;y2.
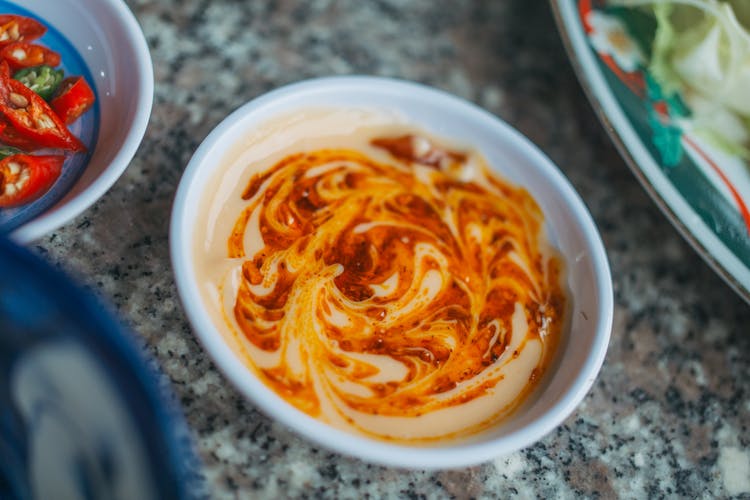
33;0;750;498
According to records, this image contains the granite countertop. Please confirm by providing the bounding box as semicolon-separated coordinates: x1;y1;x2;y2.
35;0;750;497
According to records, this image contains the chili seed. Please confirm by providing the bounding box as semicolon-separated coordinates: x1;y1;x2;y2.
37;114;55;129
7;161;19;175
8;23;19;41
17;168;29;185
9;92;28;108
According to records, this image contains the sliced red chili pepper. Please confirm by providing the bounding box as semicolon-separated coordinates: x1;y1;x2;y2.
0;62;85;152
0;15;45;47
1;42;60;72
0;153;63;207
50;76;95;125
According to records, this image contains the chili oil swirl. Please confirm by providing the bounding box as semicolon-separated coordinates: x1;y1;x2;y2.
222;132;566;442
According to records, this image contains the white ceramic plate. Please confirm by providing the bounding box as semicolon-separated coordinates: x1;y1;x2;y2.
171;76;613;468
5;0;153;243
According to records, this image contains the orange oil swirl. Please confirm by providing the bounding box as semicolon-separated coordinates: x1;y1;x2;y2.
226;134;566;440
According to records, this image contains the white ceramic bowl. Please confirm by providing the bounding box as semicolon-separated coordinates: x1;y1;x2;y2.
171;76;613;469
9;0;153;243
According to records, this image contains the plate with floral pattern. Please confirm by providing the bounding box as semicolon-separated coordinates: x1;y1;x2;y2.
552;0;750;303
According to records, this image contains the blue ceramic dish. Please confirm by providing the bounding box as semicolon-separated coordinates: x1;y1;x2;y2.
0;238;199;499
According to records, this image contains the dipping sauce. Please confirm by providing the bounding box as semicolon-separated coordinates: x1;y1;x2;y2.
194;108;567;442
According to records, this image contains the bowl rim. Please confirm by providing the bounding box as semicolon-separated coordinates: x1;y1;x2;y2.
10;0;154;243
170;75;613;469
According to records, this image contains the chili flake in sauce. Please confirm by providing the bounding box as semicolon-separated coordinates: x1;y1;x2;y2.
223;129;567;442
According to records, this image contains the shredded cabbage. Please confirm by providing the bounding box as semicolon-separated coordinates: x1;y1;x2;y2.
611;0;750;158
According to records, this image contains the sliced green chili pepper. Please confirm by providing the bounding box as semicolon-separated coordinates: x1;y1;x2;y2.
0;146;22;160
13;65;63;101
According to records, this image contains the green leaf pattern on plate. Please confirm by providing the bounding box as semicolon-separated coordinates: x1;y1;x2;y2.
644;73;688;168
